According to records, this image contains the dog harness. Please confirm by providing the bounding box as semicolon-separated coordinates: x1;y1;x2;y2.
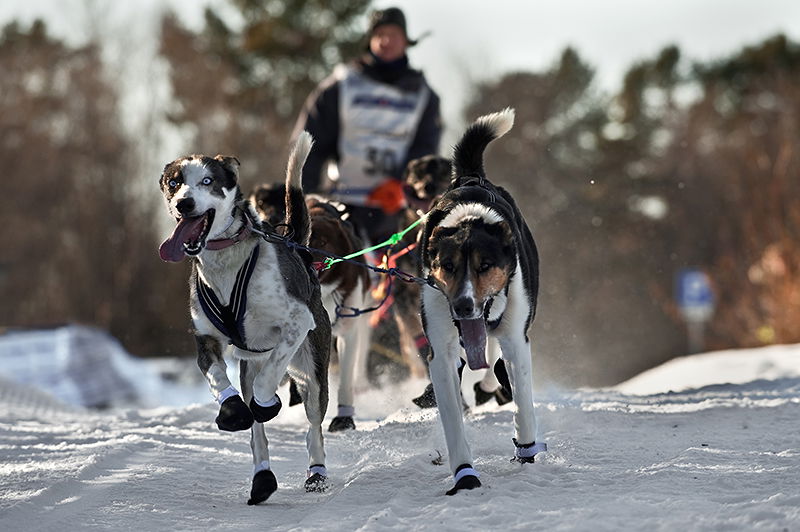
196;244;272;352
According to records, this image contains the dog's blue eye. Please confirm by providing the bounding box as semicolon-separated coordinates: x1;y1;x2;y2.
168;179;178;188
478;262;493;274
202;177;213;185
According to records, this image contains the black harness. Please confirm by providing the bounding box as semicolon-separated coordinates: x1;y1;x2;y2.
196;244;272;352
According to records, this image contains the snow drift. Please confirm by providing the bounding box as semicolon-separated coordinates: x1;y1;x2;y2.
0;343;798;530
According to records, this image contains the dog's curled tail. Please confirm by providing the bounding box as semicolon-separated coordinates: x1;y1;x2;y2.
285;131;314;245
452;107;515;179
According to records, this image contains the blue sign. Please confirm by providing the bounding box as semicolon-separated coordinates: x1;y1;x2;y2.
675;268;714;321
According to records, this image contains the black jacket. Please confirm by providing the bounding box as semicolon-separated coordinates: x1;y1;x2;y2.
292;53;442;193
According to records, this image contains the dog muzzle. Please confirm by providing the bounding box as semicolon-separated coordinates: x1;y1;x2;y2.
159;210;215;262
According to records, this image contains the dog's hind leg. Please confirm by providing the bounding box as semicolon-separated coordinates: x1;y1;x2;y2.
288;336;330;491
196;335;253;432
240;359;278;505
329;281;370;432
394;284;430;380
474;338;512;406
422;286;481;495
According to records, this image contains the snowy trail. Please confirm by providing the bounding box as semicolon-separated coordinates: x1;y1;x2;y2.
1;366;799;531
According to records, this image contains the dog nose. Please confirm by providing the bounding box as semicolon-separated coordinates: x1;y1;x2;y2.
453;297;475;318
176;197;195;216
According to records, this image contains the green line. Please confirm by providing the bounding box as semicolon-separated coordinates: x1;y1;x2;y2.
322;215;425;270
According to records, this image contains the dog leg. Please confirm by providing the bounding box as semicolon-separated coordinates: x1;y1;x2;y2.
288;341;329;492
423;286;480;495
329;283;369;432
497;333;545;463
239;359;277;505
196;335;253;432
396;309;429;379
250;309;314;422
474;337;512;406
301;378;328;492
329;326;357;431
474;337;501;403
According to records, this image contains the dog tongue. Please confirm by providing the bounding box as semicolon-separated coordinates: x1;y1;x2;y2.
159;216;206;262
459;318;488;370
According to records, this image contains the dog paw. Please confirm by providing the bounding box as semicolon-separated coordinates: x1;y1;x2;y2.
247;469;278;505
446;465;481;496
249;395;282;423
412;383;437;408
328;416;356;432
473;382;494;406
512;439;547;463
304;473;328;493
215;395;254;432
474;381;513;407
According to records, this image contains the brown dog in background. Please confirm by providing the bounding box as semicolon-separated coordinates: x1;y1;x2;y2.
250;185;371;432
389;155;453;407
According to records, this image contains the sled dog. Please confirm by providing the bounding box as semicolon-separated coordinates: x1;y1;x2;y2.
419;109;546;495
158;132;331;504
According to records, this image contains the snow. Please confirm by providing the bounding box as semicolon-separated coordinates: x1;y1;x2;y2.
1;343;799;530
615;343;800;395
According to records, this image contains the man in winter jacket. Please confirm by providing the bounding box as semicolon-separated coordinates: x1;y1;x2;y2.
292;6;442;245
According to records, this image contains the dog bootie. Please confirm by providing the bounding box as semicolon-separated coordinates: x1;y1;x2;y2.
513;439;547;464
412;383;437;408
473;381;513;407
446;464;481;496
216;395;254;432
473;381;494;406
329;405;356;432
413;382;469;410
304;465;328;493
247;469;278;505
329;416;356;432
250;395;282;423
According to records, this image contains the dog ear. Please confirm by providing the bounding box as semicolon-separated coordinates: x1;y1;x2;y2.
485;221;516;257
427;225;459;262
160;160;178;181
214;155;240;181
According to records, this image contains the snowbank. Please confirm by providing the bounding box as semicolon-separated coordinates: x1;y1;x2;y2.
615;343;800;395
0;344;798;530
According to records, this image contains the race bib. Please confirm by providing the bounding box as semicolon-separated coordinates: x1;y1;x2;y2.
333;64;429;206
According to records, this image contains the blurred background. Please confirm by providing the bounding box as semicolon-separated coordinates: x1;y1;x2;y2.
1;0;799;402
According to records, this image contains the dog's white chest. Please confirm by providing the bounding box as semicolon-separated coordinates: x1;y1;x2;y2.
192;244;314;354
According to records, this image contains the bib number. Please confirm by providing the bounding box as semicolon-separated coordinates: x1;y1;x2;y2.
364;147;397;177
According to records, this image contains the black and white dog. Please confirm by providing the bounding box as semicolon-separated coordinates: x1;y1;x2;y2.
158;132;331;505
419;109;546;495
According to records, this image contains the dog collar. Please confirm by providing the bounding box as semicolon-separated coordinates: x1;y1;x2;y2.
205;215;252;250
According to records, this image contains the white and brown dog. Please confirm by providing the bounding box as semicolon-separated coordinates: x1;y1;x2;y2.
250;186;372;432
419;109;546;495
158;133;331;505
